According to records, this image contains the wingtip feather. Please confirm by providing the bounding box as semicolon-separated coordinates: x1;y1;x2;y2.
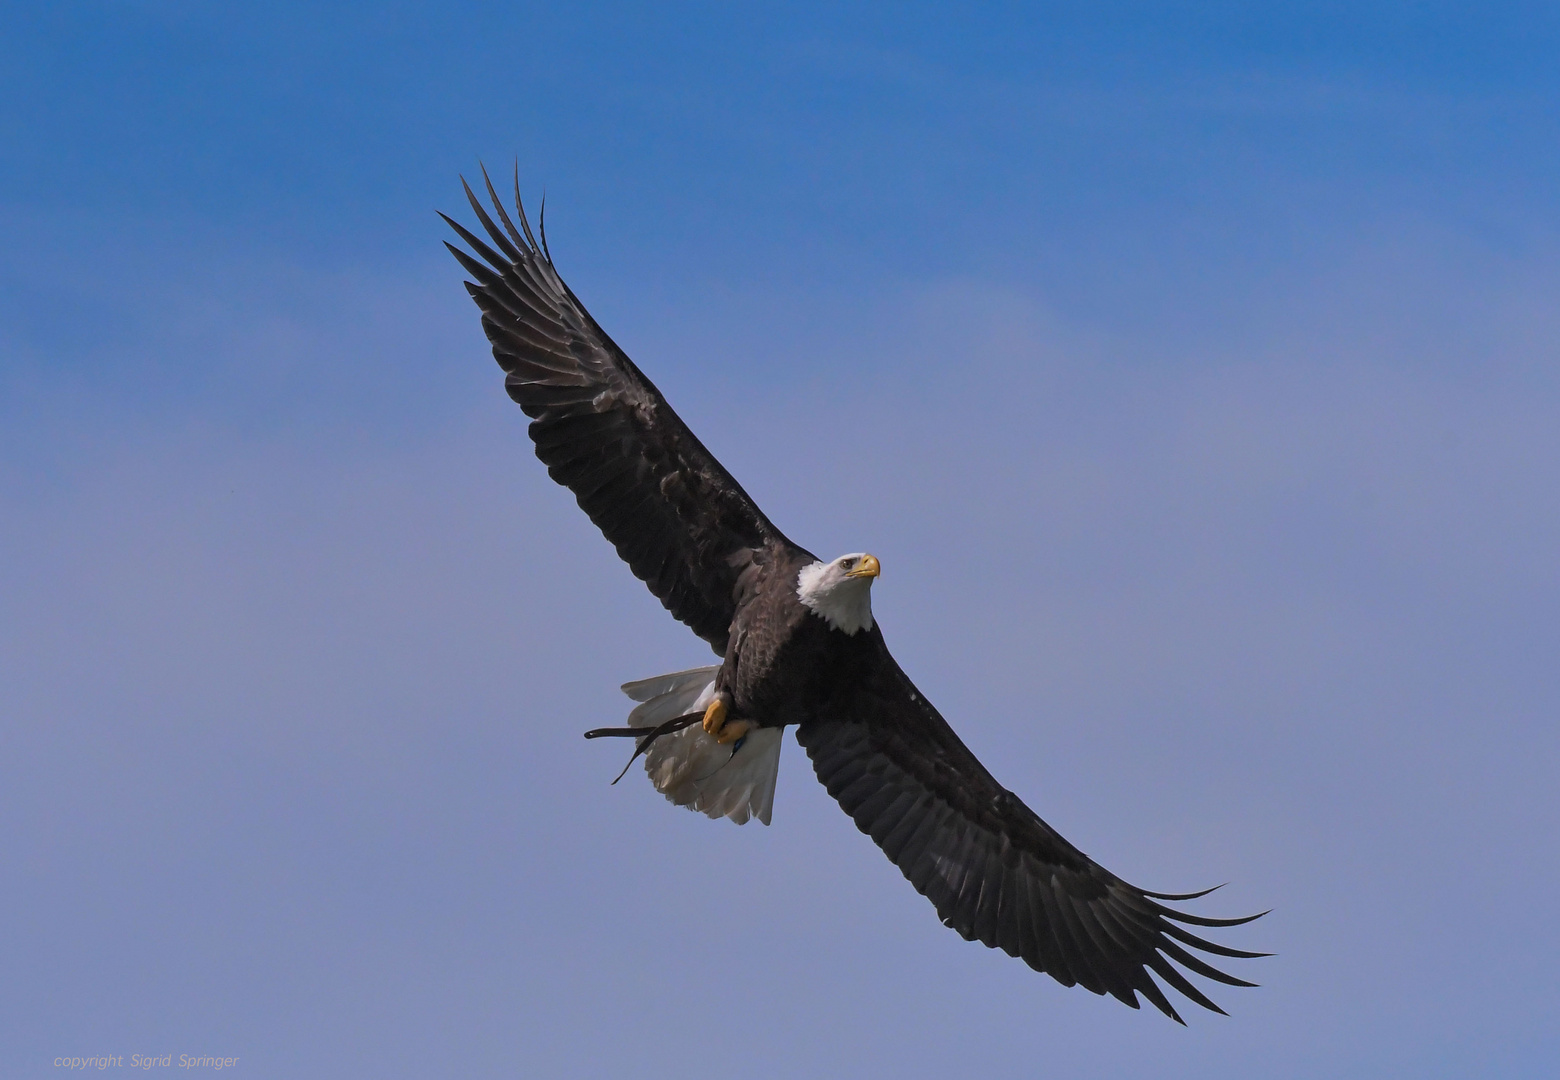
481;161;530;254
1139;882;1226;901
462;170;523;263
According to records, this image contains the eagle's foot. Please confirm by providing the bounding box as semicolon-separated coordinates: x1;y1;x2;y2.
701;697;750;744
701;697;727;736
715;719;751;746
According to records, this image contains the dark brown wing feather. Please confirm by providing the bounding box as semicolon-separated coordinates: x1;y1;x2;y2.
444;169;791;652
797;631;1267;1023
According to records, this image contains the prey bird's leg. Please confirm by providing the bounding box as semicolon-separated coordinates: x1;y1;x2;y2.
583;712;702;785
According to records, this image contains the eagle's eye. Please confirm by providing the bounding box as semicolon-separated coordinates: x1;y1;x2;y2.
841;558;855;569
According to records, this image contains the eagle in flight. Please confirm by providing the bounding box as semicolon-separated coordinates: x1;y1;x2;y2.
444;170;1266;1023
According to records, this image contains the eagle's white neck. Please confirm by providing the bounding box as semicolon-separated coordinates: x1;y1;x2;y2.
797;560;875;635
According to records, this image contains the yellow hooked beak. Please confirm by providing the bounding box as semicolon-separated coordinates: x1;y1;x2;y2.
846;553;881;579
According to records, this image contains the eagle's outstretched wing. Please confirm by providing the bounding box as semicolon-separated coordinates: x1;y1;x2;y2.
444;171;792;652
797;631;1267;1023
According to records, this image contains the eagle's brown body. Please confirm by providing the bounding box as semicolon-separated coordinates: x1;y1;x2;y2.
718;547;868;728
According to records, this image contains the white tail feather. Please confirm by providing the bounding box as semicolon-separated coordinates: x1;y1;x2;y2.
619;667;782;826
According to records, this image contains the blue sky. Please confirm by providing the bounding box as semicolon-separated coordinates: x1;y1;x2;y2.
3;3;1558;1077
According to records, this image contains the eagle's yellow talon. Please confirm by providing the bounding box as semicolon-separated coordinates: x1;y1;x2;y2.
716;719;751;746
702;698;728;737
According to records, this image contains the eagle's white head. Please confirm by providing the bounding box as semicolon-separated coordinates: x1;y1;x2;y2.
797;552;881;635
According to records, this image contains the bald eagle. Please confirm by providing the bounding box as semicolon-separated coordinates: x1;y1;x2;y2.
444;171;1266;1023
